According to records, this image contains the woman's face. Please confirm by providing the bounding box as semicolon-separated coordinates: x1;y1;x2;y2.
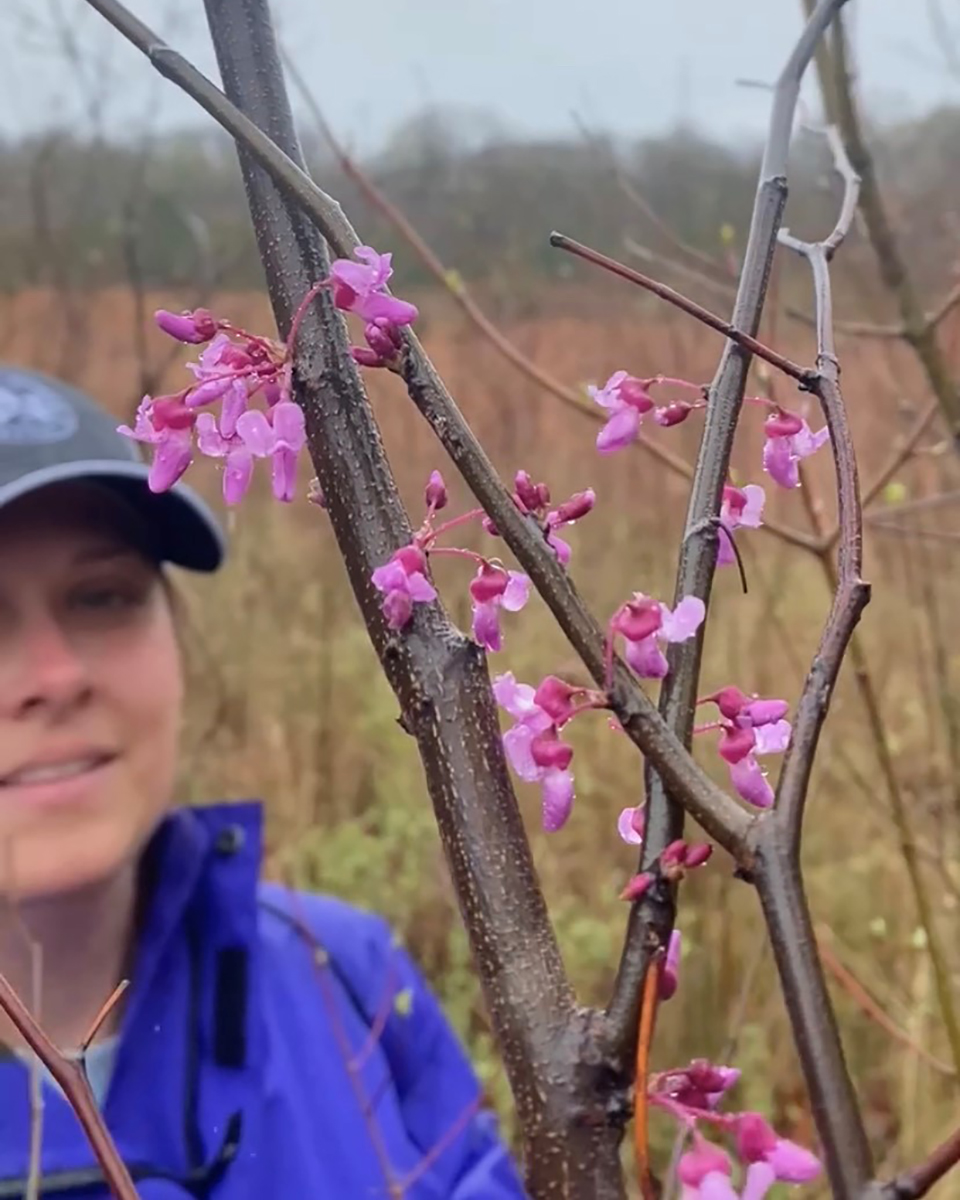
0;483;184;901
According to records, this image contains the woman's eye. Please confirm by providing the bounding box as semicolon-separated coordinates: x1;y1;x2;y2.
71;581;150;613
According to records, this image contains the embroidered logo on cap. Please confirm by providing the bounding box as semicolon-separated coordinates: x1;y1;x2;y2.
0;375;79;444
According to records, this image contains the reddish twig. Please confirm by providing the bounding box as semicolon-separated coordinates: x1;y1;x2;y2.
549;231;817;386
880;1124;960;1198
634;955;662;1200
0;972;138;1200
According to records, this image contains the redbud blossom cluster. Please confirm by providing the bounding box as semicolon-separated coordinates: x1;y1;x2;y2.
119;246;418;502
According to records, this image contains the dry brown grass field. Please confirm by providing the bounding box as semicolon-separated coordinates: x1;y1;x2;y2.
4;282;960;1195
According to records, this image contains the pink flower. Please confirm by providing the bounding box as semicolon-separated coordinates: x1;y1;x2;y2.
195;413;255;505
718;484;765;565
762;412;830;489
330;246;419;327
679;1135;737;1200
588;371;654;454
233;401;306;502
371;545;438;630
469;564;530;651
611;594;706;680
493;672;575;831
425;470;448;511
118;396;194;493
704;688;791;808
735;1114;822;1186
154;307;217;344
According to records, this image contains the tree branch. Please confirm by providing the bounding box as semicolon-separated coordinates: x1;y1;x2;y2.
879;1124;960;1198
607;0;851;1067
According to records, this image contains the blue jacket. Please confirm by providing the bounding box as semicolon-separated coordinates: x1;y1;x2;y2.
0;802;528;1198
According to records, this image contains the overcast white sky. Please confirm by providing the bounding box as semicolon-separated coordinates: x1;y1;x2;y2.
1;1;958;151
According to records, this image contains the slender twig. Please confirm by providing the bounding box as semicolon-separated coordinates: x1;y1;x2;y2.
816;933;955;1078
0;972;138;1199
25;945;42;1200
79;980;129;1055
789;279;960;341
880;1124;960;1198
550;232;815;386
775;125;869;844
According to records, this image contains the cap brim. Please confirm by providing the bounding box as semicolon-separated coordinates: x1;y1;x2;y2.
0;460;225;573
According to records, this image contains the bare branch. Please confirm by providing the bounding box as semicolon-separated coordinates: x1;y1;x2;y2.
879;1124;960;1198
0;972;138;1199
550;232;816;386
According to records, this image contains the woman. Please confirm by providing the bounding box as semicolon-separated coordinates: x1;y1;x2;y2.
0;365;527;1198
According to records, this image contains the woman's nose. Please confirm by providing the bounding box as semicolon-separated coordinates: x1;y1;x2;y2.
1;613;91;720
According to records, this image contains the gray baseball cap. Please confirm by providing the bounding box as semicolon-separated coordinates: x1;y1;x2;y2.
0;365;224;571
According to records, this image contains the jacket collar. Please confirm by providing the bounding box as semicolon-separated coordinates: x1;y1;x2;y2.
0;801;265;1194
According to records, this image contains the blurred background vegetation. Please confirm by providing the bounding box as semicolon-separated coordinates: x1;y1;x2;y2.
4;66;960;1197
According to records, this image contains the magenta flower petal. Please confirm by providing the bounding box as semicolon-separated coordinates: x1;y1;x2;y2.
546;530;571;565
717;526;736;566
355;293;419;326
743;698;789;726
588;370;627;410
235;407;274;456
492;673;540;721
753;718;791;755
678;1136;732;1188
617;805;645;845
740;484;766;528
271;447;299;502
763;435;799;489
472;600;502;651
371;559;408;595
148;437;192;492
659;595;706;642
740;1161;777;1200
626;635;670;679
404;572;437;603
729;755;774;808
659;929;682;1000
195;411;229;457
696;1172;740;1200
503;723;542;783
767;1138;822;1184
541;768;574;831
596;404;641;454
186;375;236;408
382;589;413;629
222;447;254;505
502;571;531;612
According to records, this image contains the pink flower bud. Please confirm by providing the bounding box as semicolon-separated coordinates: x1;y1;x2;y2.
619;872;653;901
653;401;692;427
684;842;713;868
514;470;541;513
530;729;574;772
659;929;682;999
150;395;196;432
765;410;805;439
155;307;217;344
709;686;748;720
661;840;688;868
482;515;500;537
332;279;358;311
470;563;509;604
425;470;448;511
352;347;385;368
735;1114;779;1163
612;597;662;643
533;676;580;722
364;321;401;360
536;482;551;508
744;698;790;726
719;724;756;764
554;488;596;525
618;376;655;412
395;544;428;577
722;484;748;519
